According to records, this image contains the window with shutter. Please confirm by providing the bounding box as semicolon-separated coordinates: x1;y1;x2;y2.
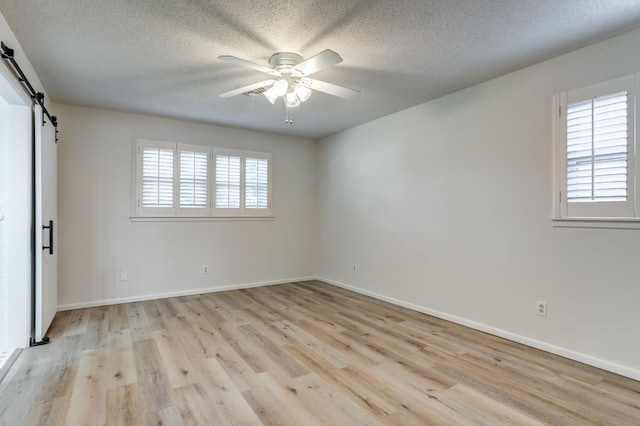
134;140;273;219
244;151;270;211
143;147;173;207
136;139;176;216
555;74;638;221
178;144;209;216
214;148;242;215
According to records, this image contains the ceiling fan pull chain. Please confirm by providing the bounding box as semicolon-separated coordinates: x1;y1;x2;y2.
285;104;294;124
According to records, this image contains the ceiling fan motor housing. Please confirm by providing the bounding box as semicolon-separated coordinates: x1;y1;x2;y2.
269;52;304;73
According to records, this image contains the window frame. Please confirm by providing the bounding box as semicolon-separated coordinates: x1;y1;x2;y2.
553;73;639;226
133;139;273;219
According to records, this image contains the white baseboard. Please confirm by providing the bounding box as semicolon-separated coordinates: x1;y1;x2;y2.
56;276;317;311
318;276;640;382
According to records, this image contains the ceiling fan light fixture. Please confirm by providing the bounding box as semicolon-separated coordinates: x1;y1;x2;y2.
295;83;311;103
285;90;301;108
272;78;289;97
262;87;278;104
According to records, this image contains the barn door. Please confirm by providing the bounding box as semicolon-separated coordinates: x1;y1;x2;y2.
33;104;57;343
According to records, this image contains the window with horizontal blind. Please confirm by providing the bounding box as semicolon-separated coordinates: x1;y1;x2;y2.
134;139;272;218
554;74;638;220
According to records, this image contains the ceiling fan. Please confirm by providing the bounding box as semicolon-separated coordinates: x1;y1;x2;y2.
218;49;360;124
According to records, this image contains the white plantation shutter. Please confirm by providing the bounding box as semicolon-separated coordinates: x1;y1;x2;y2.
143;148;173;206
137;139;176;216
135;141;273;218
214;148;242;214
566;92;628;202
557;74;636;219
178;144;209;215
244;151;270;211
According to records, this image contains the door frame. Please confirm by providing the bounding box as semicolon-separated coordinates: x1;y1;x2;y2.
0;59;34;349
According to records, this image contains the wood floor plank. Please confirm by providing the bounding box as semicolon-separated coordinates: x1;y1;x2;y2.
127;304;152;342
293;318;380;367
196;356;263;425
106;383;146;426
65;348;108;426
155;406;184;426
255;370;324;426
25;395;70;426
82;307;109;350
216;322;276;375
0;358;52;425
46;310;72;340
237;324;309;378
132;338;174;414
153;328;199;389
140;299;171;332
1;280;638;425
63;308;91;337
174;382;228;425
241;386;295;426
444;383;555;426
32;335;82;400
274;320;350;370
292;372;382;425
106;330;137;390
210;341;265;394
107;304;129;332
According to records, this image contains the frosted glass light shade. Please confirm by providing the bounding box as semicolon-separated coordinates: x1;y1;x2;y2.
295;84;311;102
262;87;278;104
272;79;289;96
285;91;301;108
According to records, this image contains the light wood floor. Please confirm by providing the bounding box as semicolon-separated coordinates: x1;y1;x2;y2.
1;281;639;425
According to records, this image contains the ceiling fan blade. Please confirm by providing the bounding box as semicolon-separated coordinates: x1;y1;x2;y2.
218;55;281;77
305;78;360;99
219;80;275;98
293;49;343;76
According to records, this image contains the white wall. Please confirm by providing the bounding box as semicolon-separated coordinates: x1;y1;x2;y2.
317;28;640;379
55;104;317;308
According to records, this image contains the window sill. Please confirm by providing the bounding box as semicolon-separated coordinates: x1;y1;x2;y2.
130;216;275;222
552;217;640;230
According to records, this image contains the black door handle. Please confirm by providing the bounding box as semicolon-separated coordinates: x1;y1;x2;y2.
42;219;53;255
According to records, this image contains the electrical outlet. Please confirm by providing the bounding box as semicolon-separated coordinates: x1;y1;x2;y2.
120;270;128;282
202;265;209;274
352;264;357;273
536;301;547;317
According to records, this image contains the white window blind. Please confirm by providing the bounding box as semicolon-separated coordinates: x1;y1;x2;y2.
142;147;174;207
566;91;628;203
178;144;209;215
245;154;269;209
215;152;241;210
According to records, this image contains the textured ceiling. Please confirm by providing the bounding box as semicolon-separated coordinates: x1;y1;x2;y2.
2;1;640;139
